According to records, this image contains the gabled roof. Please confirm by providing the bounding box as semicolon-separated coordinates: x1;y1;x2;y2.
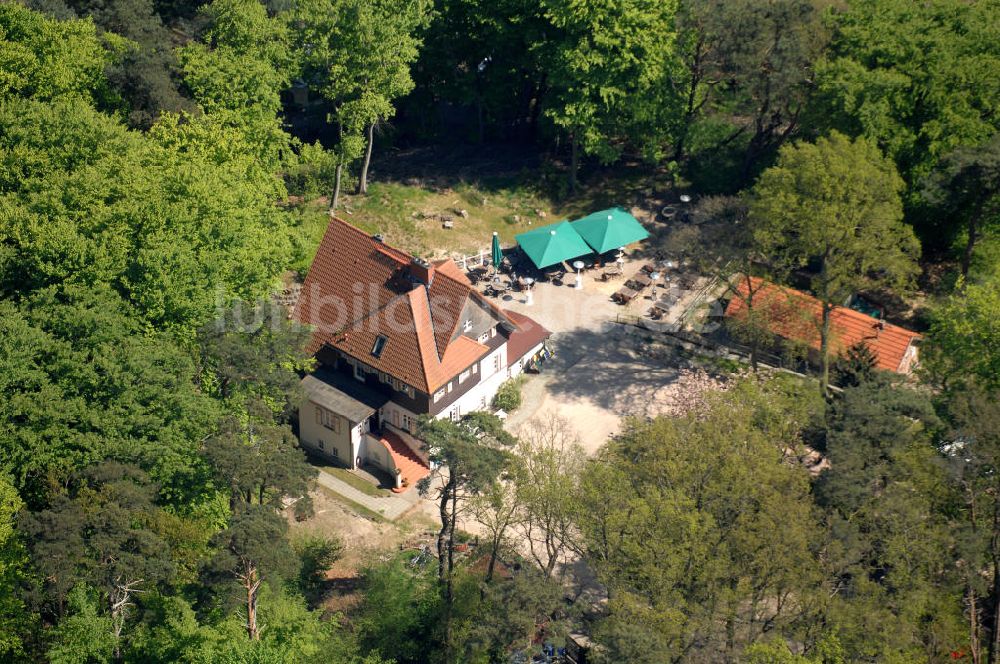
724;277;921;373
294;217;508;393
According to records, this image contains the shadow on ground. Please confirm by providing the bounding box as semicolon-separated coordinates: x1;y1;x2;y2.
541;325;684;417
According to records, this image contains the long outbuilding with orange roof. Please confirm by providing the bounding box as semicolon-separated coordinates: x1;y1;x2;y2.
724;277;920;374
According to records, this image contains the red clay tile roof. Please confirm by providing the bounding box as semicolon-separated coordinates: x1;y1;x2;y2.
293;218;496;393
724;277;920;373
432;258;472;286
504;310;551;365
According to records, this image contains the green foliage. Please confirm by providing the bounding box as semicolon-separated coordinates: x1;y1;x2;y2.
540;0;681;176
816;0;1000;189
0;285;218;508
0;97;295;330
923;277;1000;392
744;634;845;664
815;380;963;661
491;377;523;412
292;533;343;607
751;131;919;388
20;462;175;627
46;0;195;127
47;585;116;664
921;133;1000;277
0;474;35;661
355;555;442;663
831;341;878;388
677;0;832;185
578;377;823;661
0;3;128;105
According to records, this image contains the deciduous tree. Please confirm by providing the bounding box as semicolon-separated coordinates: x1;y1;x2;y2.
751;132;919;393
922;134;1000;278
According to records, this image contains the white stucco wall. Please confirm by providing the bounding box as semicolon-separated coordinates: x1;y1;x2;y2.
299;400;362;467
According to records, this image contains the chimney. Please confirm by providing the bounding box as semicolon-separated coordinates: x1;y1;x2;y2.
372;233;384;243
409;257;435;285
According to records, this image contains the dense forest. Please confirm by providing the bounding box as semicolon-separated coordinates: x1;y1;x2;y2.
1;0;1000;662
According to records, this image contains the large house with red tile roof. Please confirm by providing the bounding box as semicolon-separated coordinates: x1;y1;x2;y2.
724;277;921;375
293;217;550;490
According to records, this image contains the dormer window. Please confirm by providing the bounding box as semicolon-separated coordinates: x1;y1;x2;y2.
463;319;473;332
371;335;388;359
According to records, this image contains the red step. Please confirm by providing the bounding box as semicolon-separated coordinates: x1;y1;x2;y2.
377;430;429;492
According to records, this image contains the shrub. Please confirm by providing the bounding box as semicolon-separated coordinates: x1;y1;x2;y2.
492;377;523;412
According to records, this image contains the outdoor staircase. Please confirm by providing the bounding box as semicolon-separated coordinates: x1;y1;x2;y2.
378;430;430;493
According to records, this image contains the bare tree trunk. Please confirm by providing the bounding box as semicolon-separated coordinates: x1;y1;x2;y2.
332;163;343;212
436;479;453;585
673;38;706;163
967;483;984;664
971;584;983;664
485;530;501;584
443;489;459;662
356;122;375;195
242;563;262;640
820;303;832;397
991;495;1000;664
962;209;981;279
109;577;142;661
569;131;579;193
744;274;759;372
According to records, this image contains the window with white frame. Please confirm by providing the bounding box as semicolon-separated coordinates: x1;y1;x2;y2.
353;363;365;381
463;319;473;332
434;388;445;403
472;364;478;374
479;332;489;344
459;368;471;384
447;381;453;393
401;412;415;433
490;326;497;338
315;405;338;432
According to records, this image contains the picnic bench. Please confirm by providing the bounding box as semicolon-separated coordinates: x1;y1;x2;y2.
627;272;652;290
598;268;623;282
612;286;638;304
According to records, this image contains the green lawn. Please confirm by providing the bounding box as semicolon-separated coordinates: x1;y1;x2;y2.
316;463;392;497
288;165;665;266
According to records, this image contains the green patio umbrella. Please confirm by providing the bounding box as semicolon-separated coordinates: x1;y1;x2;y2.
491;232;503;271
515;220;593;269
571;207;650;254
